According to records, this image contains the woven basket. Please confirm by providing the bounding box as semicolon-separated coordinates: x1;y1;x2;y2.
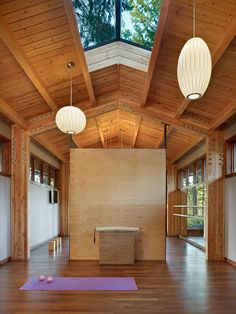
99;231;135;264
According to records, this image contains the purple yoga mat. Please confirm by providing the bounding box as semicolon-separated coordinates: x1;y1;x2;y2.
19;277;137;291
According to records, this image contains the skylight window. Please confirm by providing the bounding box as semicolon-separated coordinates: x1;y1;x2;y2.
72;0;161;51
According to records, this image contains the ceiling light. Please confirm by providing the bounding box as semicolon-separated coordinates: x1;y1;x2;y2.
177;1;212;100
55;62;86;134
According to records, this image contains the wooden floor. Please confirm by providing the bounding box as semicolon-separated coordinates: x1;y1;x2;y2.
1;238;236;314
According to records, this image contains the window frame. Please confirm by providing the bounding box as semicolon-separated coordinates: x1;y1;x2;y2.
30;154;59;188
225;135;236;177
0;134;10;177
74;0;154;52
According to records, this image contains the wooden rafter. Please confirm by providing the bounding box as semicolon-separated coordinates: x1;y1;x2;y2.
72;135;83;148
131;116;142;148
175;18;236;119
96;118;106;148
63;0;96;106
140;0;172;107
119;98;210;137
34;134;67;163
0;16;58;113
0;96;28;129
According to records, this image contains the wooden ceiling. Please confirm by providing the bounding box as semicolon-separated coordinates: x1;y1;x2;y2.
0;0;235;164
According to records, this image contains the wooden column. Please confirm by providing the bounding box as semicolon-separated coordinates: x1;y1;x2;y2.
11;125;30;260
206;131;224;261
59;161;69;236
167;165;178;236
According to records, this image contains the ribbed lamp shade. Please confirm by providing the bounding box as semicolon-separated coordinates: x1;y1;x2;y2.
177;37;212;100
55;106;86;134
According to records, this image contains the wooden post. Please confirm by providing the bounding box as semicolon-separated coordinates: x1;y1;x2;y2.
59;161;69;236
206;131;224;261
11;125;30;260
167;164;177;236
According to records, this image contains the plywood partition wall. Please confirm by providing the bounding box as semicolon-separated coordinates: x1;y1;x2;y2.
69;149;166;260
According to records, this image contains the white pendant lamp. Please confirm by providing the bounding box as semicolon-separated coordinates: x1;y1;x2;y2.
55;62;86;134
177;0;212;100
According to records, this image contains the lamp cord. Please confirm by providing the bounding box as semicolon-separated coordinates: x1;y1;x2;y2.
70;71;73;106
193;0;196;38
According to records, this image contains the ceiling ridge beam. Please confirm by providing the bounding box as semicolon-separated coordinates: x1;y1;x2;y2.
0;96;28;129
0;16;58;113
175;17;236;119
140;0;172;107
63;0;96;106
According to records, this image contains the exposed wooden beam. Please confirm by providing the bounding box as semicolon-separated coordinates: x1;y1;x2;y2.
175;18;236;119
140;0;172;107
63;0;96;106
131;116;142;148
34;134;67;163
0;16;58;113
72;135;83;148
96;118;106;148
170;137;203;164
210;98;236;130
28;102;119;136
0;96;28;129
119;98;210;137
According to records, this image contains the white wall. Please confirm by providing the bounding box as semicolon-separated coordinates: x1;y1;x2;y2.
0;176;10;261
225;176;236;262
29;182;59;248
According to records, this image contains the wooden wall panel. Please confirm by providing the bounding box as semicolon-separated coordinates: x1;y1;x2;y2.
206;131;224;261
69;149;166;260
59;161;69;236
11;125;30;260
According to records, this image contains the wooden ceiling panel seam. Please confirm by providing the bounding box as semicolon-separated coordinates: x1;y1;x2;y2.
0;15;58;112
141;0;172;107
63;0;96;106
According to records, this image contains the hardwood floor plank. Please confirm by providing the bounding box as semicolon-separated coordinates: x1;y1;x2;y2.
1;238;236;313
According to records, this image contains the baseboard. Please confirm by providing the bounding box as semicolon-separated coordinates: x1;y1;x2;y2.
30;234;59;250
0;256;11;265
225;257;236;268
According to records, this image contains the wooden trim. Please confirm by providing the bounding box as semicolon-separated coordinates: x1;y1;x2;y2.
63;0;96;106
0;96;28;129
175;18;236;119
131;116;141;148
0;16;58;113
141;0;172;107
0;256;11;265
225;257;236;268
225;173;236;179
0;172;11;178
